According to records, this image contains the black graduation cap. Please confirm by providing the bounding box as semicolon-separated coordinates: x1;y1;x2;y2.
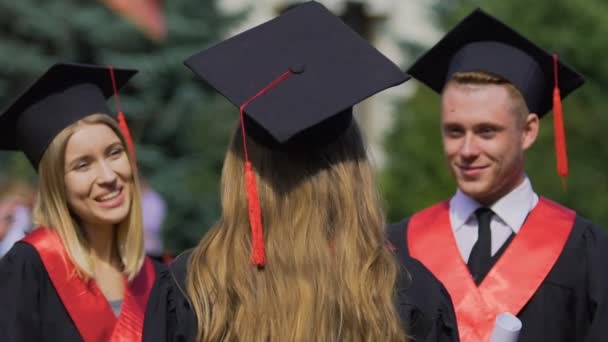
184;0;409;146
407;8;585;117
0;63;137;169
184;0;408;267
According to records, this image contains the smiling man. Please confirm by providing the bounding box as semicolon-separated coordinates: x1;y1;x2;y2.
388;8;608;342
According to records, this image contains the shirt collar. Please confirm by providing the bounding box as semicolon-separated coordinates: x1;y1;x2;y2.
450;190;480;232
490;177;538;233
450;176;538;233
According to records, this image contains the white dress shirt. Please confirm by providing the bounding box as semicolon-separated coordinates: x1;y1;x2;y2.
449;177;539;263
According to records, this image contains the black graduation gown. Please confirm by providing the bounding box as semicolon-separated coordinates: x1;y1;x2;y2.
166;252;196;342
388;214;608;342
166;250;460;342
391;242;460;341
0;242;173;342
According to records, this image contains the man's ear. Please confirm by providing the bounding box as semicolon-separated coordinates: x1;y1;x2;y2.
522;113;540;151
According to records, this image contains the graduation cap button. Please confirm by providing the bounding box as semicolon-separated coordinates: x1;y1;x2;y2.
289;63;306;74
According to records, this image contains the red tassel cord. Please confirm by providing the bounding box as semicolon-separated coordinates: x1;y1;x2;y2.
239;70;293;267
552;54;568;189
108;66;136;158
245;161;265;265
117;112;136;155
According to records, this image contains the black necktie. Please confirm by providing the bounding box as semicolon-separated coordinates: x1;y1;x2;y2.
467;207;494;285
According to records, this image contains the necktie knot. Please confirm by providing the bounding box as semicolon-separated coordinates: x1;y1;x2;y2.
474;207;494;228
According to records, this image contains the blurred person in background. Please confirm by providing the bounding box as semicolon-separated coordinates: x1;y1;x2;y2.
140;176;169;262
0;178;35;257
0;194;15;243
0;63;171;341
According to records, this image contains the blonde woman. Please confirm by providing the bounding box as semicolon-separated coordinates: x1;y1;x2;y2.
168;2;458;341
0;63;170;341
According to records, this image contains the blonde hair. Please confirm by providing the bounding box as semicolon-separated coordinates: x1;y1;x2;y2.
33;113;144;281
448;71;530;125
186;121;405;341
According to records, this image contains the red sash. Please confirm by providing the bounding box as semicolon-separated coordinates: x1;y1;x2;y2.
22;228;156;342
407;197;575;341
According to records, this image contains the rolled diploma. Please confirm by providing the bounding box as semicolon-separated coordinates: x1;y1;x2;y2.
490;312;522;342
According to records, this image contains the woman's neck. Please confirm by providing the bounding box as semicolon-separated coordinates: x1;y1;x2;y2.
81;222;126;301
82;222;120;267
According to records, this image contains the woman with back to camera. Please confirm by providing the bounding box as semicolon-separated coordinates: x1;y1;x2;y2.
167;2;459;341
0;63;171;341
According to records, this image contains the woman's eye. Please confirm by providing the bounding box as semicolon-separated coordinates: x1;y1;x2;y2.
75;162;89;171
110;147;124;157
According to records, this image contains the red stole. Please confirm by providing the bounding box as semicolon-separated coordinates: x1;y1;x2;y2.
22;227;156;342
407;197;575;341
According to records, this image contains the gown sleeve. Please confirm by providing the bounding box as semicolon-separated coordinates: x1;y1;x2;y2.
388;220;460;342
581;219;608;342
167;250;197;342
0;242;43;341
142;260;174;342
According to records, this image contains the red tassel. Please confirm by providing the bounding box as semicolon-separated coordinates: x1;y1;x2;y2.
117;112;136;157
552;54;568;189
237;70;293;267
245;161;265;266
108;66;136;159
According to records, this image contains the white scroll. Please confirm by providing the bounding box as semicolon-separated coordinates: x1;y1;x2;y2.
490;312;522;342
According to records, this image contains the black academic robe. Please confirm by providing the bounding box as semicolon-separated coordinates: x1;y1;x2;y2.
395;254;460;341
388;201;608;342
166;251;459;342
0;242;173;342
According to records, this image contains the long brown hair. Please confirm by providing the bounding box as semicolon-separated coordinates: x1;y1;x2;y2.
33;113;145;280
186;120;405;341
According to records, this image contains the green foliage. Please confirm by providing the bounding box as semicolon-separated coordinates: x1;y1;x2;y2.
381;85;454;220
0;0;240;252
383;0;608;227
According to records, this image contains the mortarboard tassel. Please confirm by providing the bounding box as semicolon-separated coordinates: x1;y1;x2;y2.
108;66;136;157
239;70;293;267
117;112;136;156
244;161;265;265
238;104;266;267
552;54;568;189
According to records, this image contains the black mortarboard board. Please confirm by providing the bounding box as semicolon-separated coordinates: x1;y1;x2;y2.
407;8;585;117
0;63;137;169
184;0;409;146
184;1;408;267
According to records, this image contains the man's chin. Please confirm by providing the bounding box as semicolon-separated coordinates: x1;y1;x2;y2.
457;181;491;200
